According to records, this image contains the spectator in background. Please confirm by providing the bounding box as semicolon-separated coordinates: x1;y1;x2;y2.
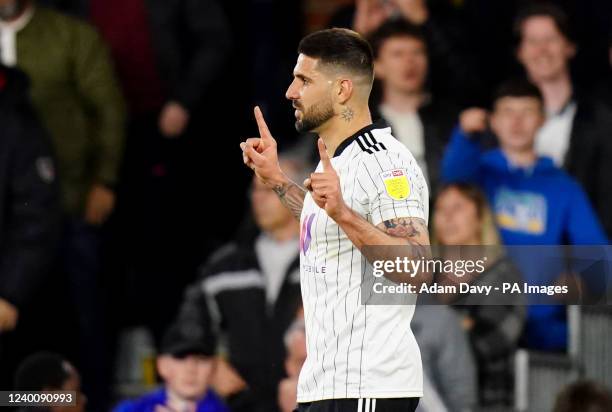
0;1;125;408
13;351;87;412
0;65;59;385
277;315;306;412
433;183;525;408
411;298;478;412
330;0;480;104
175;158;305;412
442;79;607;248
367;19;459;196
89;0;231;341
113;323;227;412
0;0;124;227
515;3;612;237
441;78;608;351
553;380;612;412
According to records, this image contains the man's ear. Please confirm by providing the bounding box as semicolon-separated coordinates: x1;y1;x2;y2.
337;78;353;105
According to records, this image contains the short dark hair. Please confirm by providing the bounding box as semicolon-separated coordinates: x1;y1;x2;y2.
298;28;374;79
368;18;427;59
14;352;73;390
493;78;544;108
515;3;573;43
553;380;612;412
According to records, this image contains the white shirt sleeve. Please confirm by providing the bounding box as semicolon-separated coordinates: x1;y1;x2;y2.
355;150;427;227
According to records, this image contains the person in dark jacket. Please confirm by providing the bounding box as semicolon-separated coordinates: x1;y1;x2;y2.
0;65;60;384
591;31;612;110
515;3;612;237
367;19;459;197
175;158;306;412
0;3;126;408
89;0;232;342
433;183;526;408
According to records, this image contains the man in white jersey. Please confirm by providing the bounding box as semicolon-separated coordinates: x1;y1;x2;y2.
240;28;430;412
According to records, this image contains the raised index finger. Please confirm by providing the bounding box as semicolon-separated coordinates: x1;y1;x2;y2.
317;138;333;171
254;106;273;145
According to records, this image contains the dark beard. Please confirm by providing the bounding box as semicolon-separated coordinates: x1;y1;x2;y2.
294;99;334;133
0;0;25;20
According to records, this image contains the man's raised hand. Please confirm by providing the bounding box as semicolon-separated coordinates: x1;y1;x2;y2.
306;138;348;221
240;106;284;186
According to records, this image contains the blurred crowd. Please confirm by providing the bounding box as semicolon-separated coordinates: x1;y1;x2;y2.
0;0;611;411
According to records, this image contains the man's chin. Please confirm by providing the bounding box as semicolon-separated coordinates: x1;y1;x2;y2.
176;388;207;401
295;120;310;133
295;120;321;134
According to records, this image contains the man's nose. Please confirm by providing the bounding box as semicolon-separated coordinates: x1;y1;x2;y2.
286;82;298;100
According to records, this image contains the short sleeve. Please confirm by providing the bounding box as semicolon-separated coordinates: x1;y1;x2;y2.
355;151;427;227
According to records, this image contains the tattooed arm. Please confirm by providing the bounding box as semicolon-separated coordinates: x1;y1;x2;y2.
272;179;307;220
241;107;307;219
335;209;432;285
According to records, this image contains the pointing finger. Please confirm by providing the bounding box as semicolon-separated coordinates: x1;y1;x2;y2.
317;138;333;171
254;106;274;147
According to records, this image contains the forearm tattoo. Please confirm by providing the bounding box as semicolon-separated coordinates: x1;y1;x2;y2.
273;181;306;220
382;217;429;258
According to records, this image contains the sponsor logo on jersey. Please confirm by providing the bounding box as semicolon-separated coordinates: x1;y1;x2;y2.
300;213;315;255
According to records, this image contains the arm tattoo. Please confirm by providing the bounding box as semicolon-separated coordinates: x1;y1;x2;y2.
273;181;306;220
382;217;429;259
383;217;421;238
340;106;354;122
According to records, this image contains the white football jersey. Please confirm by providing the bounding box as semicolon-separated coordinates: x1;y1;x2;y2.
297;122;428;402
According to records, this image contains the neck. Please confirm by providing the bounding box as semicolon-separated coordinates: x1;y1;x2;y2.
382;86;425;113
267;224;299;243
166;389;198;412
530;70;573;113
502;147;537;168
316;103;372;156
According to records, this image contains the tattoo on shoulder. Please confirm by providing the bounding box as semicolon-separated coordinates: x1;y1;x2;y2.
382;217;427;239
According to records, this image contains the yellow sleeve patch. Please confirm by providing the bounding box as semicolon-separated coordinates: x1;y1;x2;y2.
380;169;410;200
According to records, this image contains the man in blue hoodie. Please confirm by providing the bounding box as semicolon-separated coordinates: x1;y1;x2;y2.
441;78;608;350
113;322;228;412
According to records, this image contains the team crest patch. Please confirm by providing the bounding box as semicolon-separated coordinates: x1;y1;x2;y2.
380;169;410;200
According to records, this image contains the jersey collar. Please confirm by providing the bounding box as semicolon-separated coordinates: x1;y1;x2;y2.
332;119;389;158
